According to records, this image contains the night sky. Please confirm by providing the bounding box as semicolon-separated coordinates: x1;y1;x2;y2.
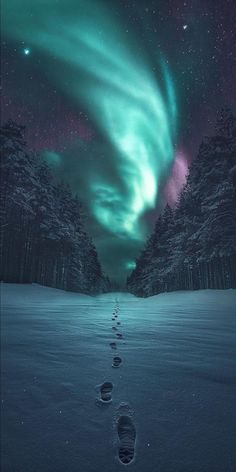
2;0;235;284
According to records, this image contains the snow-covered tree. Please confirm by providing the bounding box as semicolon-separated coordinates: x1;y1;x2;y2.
127;108;236;296
0;121;109;294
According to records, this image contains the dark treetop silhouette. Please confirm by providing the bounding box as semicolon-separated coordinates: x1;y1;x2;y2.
127;109;236;297
0;120;110;294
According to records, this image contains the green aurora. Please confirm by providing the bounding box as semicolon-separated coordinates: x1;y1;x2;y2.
2;0;177;281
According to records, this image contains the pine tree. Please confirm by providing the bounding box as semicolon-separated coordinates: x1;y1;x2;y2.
1;121;109;294
127;108;236;296
1;120;39;282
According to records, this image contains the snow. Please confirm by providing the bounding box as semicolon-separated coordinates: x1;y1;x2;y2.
1;283;236;471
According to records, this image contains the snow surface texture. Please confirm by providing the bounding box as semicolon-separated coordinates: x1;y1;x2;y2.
1;283;236;471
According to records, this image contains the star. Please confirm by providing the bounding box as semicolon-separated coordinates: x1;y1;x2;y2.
183;25;188;30
23;48;30;55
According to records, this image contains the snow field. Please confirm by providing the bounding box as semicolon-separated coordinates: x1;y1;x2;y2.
1;284;236;471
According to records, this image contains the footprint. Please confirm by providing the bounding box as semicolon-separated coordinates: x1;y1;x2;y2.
112;317;115;321
117;321;121;325
100;382;113;403
112;326;118;331
112;356;122;368
116;333;123;339
117;415;136;464
110;342;117;350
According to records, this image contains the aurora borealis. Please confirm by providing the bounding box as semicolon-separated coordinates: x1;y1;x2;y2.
2;0;177;239
2;0;235;283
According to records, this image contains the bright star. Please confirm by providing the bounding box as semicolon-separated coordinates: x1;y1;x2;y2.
24;48;30;55
183;24;188;30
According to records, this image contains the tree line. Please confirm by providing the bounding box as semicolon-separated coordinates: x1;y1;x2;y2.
127;108;236;297
0;120;110;294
